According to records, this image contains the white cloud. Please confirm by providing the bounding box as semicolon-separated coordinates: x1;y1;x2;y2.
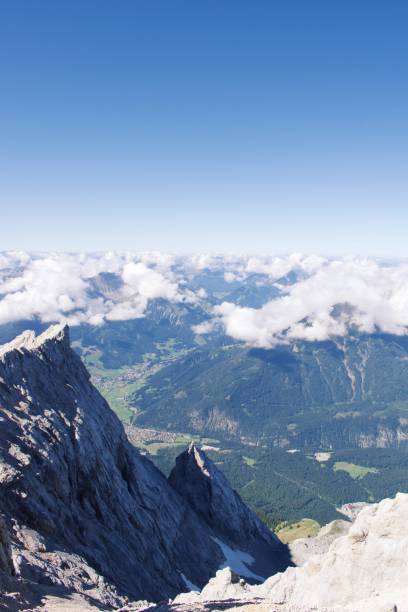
2;252;408;347
0;256;90;325
183;252;328;284
122;262;179;301
106;261;183;321
200;257;408;347
244;253;327;280
0;252;197;327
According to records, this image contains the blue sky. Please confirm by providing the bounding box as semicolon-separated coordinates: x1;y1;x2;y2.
1;1;408;254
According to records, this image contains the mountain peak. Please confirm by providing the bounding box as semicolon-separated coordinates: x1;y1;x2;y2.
169;444;291;579
187;442;213;478
0;323;69;359
0;324;226;605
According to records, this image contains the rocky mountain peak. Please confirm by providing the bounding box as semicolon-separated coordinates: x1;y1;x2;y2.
186;442;213;477
0;324;290;609
0;323;69;359
0;325;226;605
170;441;268;541
169;443;291;579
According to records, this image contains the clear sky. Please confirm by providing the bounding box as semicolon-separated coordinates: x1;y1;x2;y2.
1;1;408;255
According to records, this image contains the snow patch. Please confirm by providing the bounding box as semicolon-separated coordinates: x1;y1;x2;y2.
211;537;264;581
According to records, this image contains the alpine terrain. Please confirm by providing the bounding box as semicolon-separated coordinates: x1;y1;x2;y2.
0;324;289;609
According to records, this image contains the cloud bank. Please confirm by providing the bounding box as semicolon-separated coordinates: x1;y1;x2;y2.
200;257;408;347
0;252;194;327
1;252;408;347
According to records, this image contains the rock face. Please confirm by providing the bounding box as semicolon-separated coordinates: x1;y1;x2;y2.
0;325;225;605
165;493;408;612
288;518;350;567
338;500;370;520
260;492;408;610
169;443;291;580
0;324;290;608
0;514;14;575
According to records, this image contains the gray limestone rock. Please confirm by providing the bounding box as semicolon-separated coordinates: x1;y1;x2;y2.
0;513;14;575
168;443;291;580
137;494;408;611
289;519;351;566
0;325;224;606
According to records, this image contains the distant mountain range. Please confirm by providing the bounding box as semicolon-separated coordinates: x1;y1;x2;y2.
132;331;408;448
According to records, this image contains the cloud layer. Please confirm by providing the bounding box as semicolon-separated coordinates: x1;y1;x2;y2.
1;252;408;347
0;252;194;326
202;257;408;347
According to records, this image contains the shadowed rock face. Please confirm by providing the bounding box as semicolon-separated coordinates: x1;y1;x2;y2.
0;325;224;605
0;515;14;576
169;443;292;579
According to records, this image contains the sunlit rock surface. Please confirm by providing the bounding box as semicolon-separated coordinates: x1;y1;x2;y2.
0;325;223;606
146;494;408;612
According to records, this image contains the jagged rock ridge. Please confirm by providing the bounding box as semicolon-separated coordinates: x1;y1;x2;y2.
0;324;288;608
0;325;224;605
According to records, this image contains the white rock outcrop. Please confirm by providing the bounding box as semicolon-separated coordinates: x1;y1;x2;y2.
288;518;350;566
165;493;408;612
